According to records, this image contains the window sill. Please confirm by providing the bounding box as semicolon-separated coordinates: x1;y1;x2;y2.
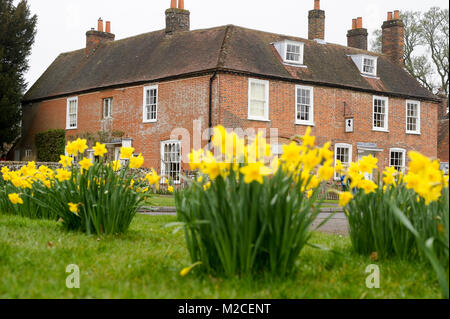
406;131;421;135
66;127;77;130
372;128;389;133
143;120;157;124
361;73;379;79
295;121;315;126
283;62;307;68
247;118;270;122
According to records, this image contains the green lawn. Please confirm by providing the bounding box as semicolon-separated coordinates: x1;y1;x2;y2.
0;214;441;299
147;195;175;207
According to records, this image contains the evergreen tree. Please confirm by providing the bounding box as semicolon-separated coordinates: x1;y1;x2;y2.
0;0;37;152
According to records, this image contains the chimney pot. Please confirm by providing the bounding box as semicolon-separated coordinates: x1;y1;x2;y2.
356;17;363;29
171;0;176;8
98;18;103;32
387;12;393;21
394;10;400;20
106;21;111;33
314;0;320;10
178;0;185;9
352;19;357;30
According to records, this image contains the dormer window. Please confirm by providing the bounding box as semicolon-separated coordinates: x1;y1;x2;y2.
273;40;305;66
363;57;375;75
350;54;378;77
286;43;302;64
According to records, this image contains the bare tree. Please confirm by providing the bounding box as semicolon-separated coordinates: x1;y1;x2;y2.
370;8;449;95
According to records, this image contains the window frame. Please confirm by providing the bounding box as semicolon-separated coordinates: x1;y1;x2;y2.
405;100;421;135
284;41;304;65
372;96;389;132
362;56;377;76
295;85;315;126
160;140;181;185
248;78;270;122
66;97;78;130
143;85;158;123
334;143;353;180
102;97;113;119
389;148;406;173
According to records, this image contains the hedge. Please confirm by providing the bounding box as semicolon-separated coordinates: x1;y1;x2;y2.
35;129;66;162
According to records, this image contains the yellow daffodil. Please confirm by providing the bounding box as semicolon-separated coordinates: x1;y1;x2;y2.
55;168;71;182
93;142;108;157
65;141;78;156
74;138;88;154
318;160;334;181
129;153;144;169
335;160;344;174
302;127;315;148
111;160;121;172
281;142;302;166
189;149;204;170
339;192;353;207
319;142;333;162
358;154;378;174
68;203;80;215
408;151;431;174
120;147;134;159
8;193;23;205
168;186;174;193
240;161;272;184
359;179;378;194
146;169;161;185
79;157;93;172
59;155;73;168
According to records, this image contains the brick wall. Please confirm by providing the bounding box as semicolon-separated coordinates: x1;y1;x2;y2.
17;72;439;174
218;73;438;170
18;75;213;171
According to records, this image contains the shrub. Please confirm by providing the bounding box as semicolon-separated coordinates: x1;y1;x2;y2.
175;126;334;277
35;129;66;162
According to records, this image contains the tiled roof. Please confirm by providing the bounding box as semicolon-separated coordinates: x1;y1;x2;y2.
23;25;438;103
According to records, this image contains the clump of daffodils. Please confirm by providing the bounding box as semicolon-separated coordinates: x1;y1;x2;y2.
188;126;336;191
404;151;447;205
1;139;161;233
338;150;448;207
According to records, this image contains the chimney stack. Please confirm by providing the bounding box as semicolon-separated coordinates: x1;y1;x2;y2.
165;0;190;34
347;17;368;50
86;18;115;56
438;89;449;119
382;10;405;66
308;0;325;40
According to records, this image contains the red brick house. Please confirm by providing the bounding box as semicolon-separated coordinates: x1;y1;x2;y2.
438;92;449;174
12;0;441;183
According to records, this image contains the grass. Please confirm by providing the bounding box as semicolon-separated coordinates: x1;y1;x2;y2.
0;214;441;299
147;195;175;207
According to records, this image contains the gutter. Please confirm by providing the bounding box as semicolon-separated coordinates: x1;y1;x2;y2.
21;67;441;105
208;71;217;149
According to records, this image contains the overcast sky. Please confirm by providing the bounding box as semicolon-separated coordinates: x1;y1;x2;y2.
20;0;449;90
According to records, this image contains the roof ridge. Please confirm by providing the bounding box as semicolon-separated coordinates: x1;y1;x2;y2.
216;25;234;68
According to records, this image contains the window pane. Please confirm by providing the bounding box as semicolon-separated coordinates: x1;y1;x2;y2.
297;88;311;122
373;98;386;128
249;81;267;118
162;141;181;183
